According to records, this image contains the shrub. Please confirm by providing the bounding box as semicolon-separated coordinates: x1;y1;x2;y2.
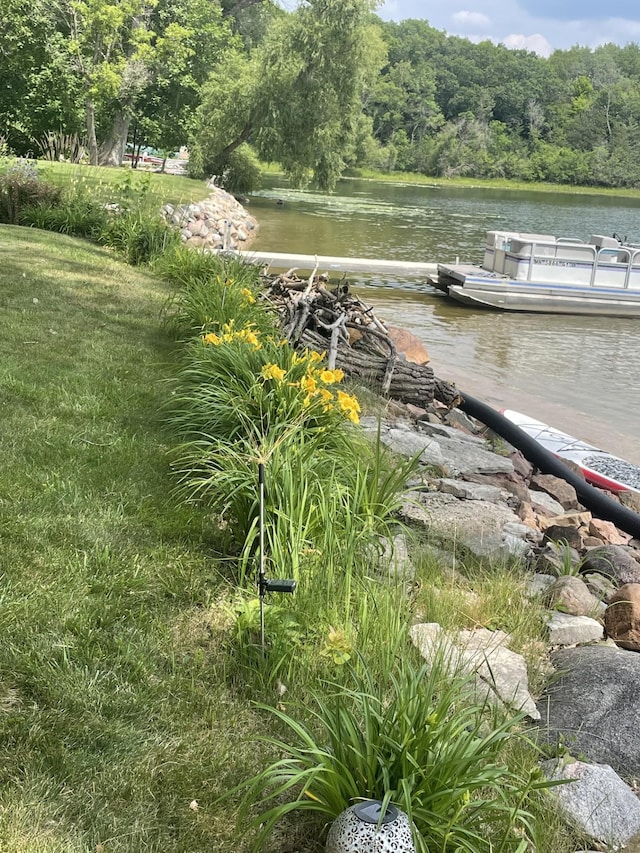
19;198;107;238
99;210;180;265
230;652;551;853
0;159;61;224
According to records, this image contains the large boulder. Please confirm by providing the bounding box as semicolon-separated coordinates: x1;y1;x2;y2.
536;644;640;777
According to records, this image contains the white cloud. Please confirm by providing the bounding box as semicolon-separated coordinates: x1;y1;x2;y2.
451;11;491;30
502;32;553;57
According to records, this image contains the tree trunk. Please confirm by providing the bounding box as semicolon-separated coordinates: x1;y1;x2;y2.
86;97;98;166
211;123;252;174
99;110;131;167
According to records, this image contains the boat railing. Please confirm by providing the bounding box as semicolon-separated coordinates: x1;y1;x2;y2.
507;239;640;289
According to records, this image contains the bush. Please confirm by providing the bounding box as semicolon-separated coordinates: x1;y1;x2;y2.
0;159;61;224
230;652;552;852
99;210;180;265
19;198;107;238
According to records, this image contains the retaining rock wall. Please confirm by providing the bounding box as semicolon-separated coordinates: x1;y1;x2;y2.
162;183;258;252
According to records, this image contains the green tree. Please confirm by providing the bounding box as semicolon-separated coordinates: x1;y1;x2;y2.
192;0;382;190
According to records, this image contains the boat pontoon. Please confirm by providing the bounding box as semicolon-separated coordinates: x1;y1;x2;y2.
433;231;640;316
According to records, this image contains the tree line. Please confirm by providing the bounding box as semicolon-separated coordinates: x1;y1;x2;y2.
3;0;640;191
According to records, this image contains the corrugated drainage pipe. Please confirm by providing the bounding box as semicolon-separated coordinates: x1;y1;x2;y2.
458;390;640;541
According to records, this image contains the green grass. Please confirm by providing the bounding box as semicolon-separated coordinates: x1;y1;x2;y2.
0;225;268;852
35;161;210;210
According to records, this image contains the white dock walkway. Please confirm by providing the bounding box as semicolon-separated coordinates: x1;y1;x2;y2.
236;250;438;278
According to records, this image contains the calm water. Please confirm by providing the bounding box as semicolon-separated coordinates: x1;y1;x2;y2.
250;177;640;462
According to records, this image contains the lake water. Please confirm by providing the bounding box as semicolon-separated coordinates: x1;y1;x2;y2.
249;177;640;463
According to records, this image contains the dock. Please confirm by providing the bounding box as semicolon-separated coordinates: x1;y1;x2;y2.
236;250;438;278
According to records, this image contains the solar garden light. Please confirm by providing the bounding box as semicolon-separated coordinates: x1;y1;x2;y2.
325;800;416;853
257;462;296;650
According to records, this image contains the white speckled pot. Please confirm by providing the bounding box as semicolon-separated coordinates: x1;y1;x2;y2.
325;801;416;853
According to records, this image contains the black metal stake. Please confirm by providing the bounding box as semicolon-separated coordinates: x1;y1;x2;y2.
257;461;296;653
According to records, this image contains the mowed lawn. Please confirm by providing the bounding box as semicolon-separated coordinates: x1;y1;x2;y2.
0;225;267;853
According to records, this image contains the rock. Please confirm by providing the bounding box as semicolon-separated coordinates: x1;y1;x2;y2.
530;473;581;510
541;759;640;850
529;490;566;518
539;511;592;531
464;471;531;504
545;612;603;646
619;490;640;514
537;644;640;776
409;623;461;674
416;421;485;445
410;624;539;720
589;518;630;546
535;540;580;576
509;450;534;480
436;478;511;504
457;628;540;720
385;325;430;365
443;409;478;435
400;492;535;561
164;185;259;252
381;427;445;467
526;573;557;598
604;583;640;650
582;571;617;604
580;545;640;585
543;576;603;617
541;524;585;550
368;533;416;582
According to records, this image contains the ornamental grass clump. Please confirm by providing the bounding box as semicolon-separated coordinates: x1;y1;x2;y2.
231;651;553;853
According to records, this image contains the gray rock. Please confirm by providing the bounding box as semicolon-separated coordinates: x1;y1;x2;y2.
541;759;640;849
580;545;640;585
433;435;515;478
383;427;446;467
537;644;640;777
529;489;566;517
526;573;557;598
545;612;603;646
457;628;540;720
416;420;485;445
410;624;539;720
436;478;511;504
544;576;603;617
443;409;478;434
368;533;415;582
400;492;534;560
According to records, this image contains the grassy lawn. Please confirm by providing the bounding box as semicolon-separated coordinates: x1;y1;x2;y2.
34;161;211;210
0;225;265;852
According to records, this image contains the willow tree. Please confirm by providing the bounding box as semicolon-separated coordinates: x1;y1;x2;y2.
193;0;383;190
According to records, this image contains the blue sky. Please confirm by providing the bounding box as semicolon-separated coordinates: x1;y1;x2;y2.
377;1;640;56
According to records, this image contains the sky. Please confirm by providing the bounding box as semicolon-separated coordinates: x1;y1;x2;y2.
376;1;640;57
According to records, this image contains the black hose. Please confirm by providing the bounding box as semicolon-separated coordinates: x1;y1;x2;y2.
458;390;640;541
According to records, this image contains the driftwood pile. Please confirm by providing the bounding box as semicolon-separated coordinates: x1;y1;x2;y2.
261;266;460;409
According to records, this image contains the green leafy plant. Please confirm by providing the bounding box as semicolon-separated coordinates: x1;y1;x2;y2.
99;210;180;265
230;652;553;853
0;158;61;224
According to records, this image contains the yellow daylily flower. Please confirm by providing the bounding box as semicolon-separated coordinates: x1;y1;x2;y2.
261;363;286;381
